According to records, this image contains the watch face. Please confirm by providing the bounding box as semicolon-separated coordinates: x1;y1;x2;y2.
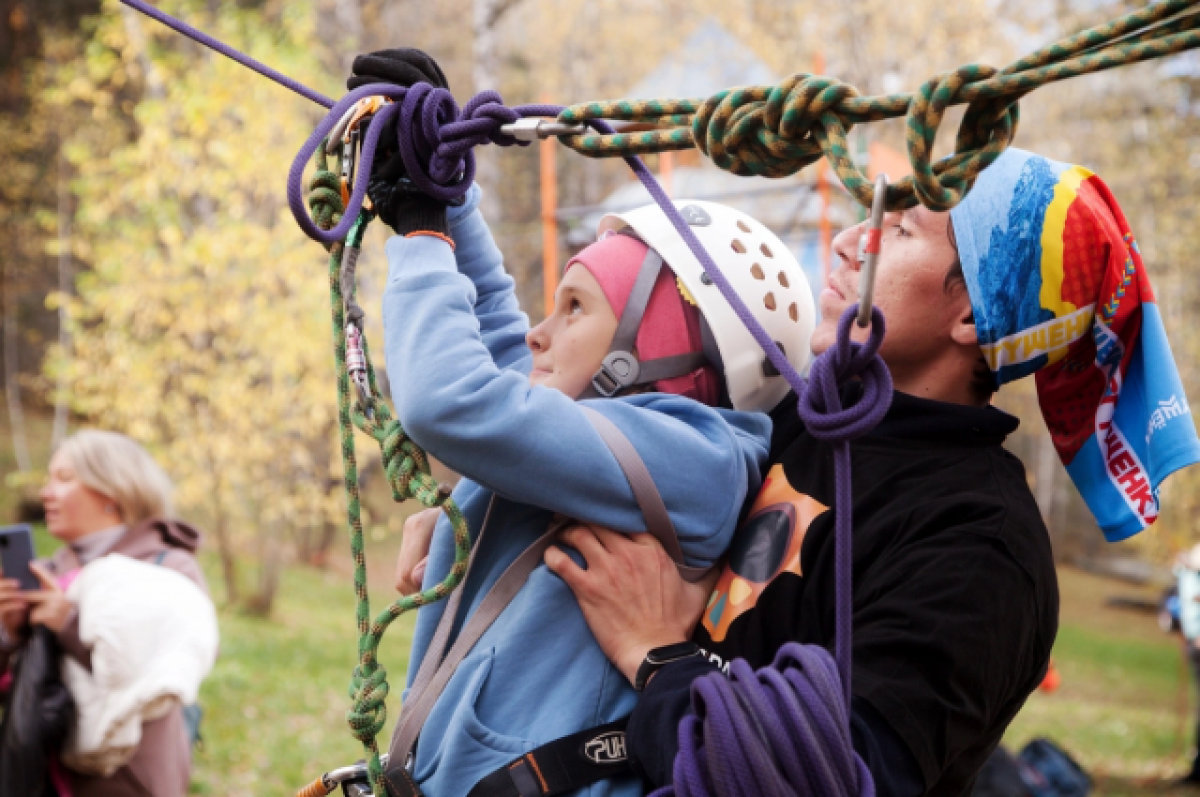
648;642;700;663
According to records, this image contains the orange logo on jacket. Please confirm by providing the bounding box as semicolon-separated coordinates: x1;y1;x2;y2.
702;464;828;642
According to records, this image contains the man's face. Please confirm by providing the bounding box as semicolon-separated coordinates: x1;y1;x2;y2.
813;205;970;381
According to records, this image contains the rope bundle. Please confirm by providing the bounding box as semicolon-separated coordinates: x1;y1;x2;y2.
655;645;875;797
557;0;1200;210
310;150;473;796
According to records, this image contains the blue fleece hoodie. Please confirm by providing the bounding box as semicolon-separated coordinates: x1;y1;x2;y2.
382;184;770;797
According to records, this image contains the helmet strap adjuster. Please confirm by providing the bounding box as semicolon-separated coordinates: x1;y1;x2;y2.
592;351;641;397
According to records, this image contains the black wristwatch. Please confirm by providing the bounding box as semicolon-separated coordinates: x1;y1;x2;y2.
634;642;702;692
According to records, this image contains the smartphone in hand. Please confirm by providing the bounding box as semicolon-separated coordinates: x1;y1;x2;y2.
0;525;38;591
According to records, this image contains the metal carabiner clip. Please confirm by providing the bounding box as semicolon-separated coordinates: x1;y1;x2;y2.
856;173;888;328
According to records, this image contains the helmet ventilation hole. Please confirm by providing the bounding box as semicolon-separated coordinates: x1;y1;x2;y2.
751;263;765;280
732;239;747;254
760;243;774;258
764;292;777;311
789;302;799;322
778;271;789;288
737;219;752;233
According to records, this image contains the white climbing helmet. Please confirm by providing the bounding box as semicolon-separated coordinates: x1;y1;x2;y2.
597;200;815;413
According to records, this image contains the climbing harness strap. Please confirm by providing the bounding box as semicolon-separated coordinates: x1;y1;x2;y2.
579;406;709;582
465;718;633;797
386;507;561;778
389;406;701;780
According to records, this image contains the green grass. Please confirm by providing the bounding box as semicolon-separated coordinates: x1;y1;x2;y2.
1003;566;1193;795
184;561;1193;797
190;562;417;797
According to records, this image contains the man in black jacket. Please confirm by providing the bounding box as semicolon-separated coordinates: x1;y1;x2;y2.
545;190;1059;796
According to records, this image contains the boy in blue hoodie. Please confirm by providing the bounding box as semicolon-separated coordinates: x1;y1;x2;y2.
354;49;816;797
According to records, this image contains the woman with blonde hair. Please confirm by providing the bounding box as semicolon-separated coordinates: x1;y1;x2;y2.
0;430;218;797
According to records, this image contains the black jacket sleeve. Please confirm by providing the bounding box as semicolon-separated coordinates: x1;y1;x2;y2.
625;657;924;796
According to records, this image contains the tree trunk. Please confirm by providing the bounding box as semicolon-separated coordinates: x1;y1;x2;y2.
472;0;520;214
203;449;239;605
119;5;167;100
246;517;283;616
1034;426;1058;536
51;147;72;450
333;0;363;76
2;258;31;474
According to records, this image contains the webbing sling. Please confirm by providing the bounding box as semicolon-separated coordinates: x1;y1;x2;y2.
384;407;704;795
465;718;632;797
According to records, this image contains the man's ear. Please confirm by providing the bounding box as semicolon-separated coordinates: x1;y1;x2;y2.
949;301;978;347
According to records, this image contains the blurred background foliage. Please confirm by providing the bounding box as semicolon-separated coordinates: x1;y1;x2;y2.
1;0;1199;793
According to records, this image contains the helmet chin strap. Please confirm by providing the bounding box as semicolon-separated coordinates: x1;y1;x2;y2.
579;245;711;400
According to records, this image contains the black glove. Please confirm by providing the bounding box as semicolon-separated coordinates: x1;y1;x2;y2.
347;49;453;237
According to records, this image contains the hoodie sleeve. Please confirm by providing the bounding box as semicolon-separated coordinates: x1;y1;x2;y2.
382;235;771;567
444;184;531;373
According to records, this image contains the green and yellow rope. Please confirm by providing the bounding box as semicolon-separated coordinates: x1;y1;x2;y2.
556;0;1200;211
309;143;472;797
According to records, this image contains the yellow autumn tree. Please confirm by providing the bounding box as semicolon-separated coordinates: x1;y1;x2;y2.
44;0;354;613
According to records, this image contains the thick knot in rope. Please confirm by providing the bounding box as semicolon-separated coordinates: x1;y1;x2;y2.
307;161;344;233
390;83;524;197
355;399;450;509
653;644;875;797
290;82;566;244
347;660;390;744
556;0;1200;211
797;305;893;444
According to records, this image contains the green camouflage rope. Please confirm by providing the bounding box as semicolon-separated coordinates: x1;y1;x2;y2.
557;0;1200;211
308;143;472;797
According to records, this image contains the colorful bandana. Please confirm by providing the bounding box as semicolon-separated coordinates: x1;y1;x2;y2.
951;148;1200;541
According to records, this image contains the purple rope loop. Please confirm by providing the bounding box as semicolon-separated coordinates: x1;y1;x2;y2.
288;83;551;244
797;304;892;706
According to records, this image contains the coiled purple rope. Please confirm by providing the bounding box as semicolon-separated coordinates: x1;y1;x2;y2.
109;3;896;792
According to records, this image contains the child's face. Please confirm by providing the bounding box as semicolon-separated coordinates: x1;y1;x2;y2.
817;206;972;380
526;265;620;398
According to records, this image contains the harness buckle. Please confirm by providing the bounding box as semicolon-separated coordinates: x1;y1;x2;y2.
591;351;640;397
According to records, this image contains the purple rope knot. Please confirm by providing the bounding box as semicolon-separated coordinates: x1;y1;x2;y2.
797;305;893;443
398;84;525;199
289;84;563;244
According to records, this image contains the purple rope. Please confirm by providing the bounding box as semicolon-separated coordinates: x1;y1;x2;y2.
286;83;559;243
648;309;889;797
117;0;336;109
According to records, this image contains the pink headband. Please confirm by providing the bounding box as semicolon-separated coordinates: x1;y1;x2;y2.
568;234;719;406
